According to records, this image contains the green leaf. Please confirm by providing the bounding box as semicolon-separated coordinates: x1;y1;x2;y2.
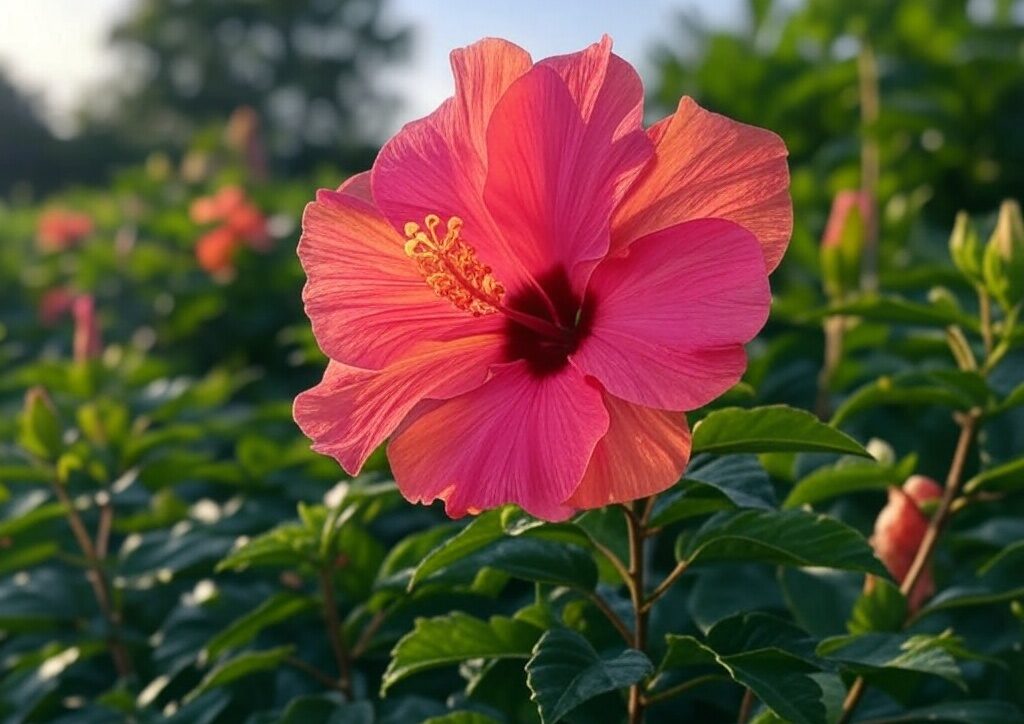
659;636;825;724
18;388;62;461
526;628;652;724
409;508;506;588
995;380;1024;414
280;698;373;724
677;509;887;576
859;700;1024;724
692;406;869;457
202;592;314;662
189;645;294;700
848;579;907;634
817;632;965;687
409;507;597;590
381;612;541;694
917;541;1024;618
0;541;60;575
650;455;775;528
832;371;990;426
784;455;917;509
445;537;598;590
216;522;317;572
964;457;1024;494
422;713;502;724
820;295;978;331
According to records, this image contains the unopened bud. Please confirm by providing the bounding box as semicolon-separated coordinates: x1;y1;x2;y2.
948;211;984;285
821;191;871;299
19;387;62;461
983;200;1024;310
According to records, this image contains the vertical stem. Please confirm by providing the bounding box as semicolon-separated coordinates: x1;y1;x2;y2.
978;289;994;356
837;411;979;724
858;41;881;293
51;483;133;679
625;505;648;724
738;687;756;723
816;315;846;419
319;567;352;697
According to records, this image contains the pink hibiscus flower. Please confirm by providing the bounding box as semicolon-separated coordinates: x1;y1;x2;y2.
37;209;94;252
294;36;791;521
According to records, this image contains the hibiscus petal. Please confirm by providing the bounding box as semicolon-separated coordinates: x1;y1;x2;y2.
299;184;501;370
388;361;609;521
571;218;771;410
612;97;792;272
294;334;504;476
371;39;537;294
566;394;690;509
483;61;652;294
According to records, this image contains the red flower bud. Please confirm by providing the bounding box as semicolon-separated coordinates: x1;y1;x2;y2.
870;475;943;612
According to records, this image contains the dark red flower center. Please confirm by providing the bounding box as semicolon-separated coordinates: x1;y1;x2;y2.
503;266;593;377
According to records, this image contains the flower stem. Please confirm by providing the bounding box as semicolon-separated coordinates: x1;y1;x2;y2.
643;673;729;706
837;410;980;724
624;504;648;724
51;482;133;679
857;40;880;293
319;566;352;697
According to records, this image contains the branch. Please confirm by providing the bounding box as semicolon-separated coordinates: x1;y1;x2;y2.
51;483;133;678
318;567;352;697
837;411;980;724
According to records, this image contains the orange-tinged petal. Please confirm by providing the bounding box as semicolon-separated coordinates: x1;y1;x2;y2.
388;360;608;521
299;183;502;370
294;334;504;476
566;394;690;509
613;97;792;272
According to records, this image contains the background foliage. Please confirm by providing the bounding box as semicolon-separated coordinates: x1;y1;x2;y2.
2;1;1024;722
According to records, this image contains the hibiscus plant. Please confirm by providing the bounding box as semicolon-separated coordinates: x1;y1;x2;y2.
2;29;1024;724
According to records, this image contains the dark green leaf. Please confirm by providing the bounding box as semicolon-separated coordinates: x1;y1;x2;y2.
677;509;887;575
189;645;294;699
381;613;541;694
651;455;775;527
526;628;652;724
832;371;990;426
820;295;978;331
202;592;313;661
859;700;1024;724
659;635;825;724
784;455;917;509
964;457;1024;494
848;579;907;634
817;633;965;687
409;508;506;588
692;406;869;457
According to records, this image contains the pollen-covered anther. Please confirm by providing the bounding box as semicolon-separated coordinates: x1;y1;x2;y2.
403;215;506;316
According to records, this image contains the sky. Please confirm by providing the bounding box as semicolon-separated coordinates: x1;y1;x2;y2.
0;0;743;137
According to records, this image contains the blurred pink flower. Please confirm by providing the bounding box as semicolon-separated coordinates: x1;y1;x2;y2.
72;295;101;363
871;475;944;612
191;186;271;273
37;209;94;252
294;36;791;520
38;287;76;326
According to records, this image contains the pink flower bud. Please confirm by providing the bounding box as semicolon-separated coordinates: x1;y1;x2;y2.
870;475;943;612
72;295;101;363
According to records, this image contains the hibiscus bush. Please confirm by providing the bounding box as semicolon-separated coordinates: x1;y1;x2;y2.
3;11;1024;724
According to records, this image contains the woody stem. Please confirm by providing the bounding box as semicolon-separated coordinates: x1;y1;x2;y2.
837;410;980;724
624;504;648;724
